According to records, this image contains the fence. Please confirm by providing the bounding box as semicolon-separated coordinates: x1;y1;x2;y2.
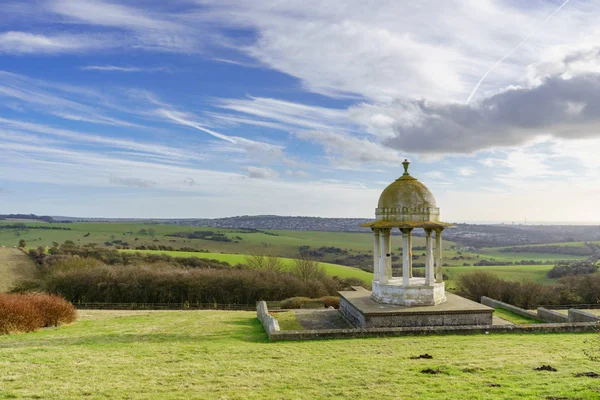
74;301;282;311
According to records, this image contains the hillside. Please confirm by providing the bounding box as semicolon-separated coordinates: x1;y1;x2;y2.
0;310;597;399
0;248;39;292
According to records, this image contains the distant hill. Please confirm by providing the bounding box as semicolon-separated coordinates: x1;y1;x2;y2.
5;214;600;248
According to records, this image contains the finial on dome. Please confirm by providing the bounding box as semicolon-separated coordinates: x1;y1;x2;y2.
402;159;410;176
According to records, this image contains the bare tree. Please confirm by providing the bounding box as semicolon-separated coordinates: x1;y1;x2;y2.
245;253;284;272
291;253;325;282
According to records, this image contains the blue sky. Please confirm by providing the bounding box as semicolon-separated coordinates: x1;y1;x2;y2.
1;0;600;222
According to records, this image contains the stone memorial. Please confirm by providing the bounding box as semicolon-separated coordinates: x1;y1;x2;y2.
338;160;493;328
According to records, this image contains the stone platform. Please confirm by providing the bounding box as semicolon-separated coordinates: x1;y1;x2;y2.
339;287;493;328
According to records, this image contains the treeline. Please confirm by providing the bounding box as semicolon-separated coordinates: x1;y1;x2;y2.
0;224;71;231
456;270;600;309
43;265;338;304
17;242;364;304
167;231;236;242
547;261;598;279
26;243;231;270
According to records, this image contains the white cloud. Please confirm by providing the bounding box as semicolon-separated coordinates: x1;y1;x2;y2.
296;130;403;168
458;168;475;177
109;175;156;188
243;166;279;179
286;170;309;178
0;31;108;54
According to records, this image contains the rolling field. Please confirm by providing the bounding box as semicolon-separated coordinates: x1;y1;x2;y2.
0;310;598;399
443;265;556;287
0;221;588;268
122;249;373;284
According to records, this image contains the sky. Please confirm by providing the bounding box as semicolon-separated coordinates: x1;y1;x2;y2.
1;0;600;222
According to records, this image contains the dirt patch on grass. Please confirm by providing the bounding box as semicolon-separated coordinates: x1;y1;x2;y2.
535;365;557;372
574;372;600;378
420;368;446;375
410;354;433;359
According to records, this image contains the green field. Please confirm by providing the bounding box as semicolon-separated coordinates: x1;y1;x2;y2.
1;221;588;269
122;249;373;284
443;265;556;288
0;310;598;399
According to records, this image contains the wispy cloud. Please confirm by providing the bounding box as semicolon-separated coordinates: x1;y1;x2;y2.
80;65;171;73
296;130;403;168
0;31;109;54
109;175;156;188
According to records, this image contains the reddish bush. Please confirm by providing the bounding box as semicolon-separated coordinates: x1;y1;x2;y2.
31;294;77;327
318;296;340;309
0;294;76;334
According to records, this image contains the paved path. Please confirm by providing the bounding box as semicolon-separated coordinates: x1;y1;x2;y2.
292;309;351;330
493;316;513;326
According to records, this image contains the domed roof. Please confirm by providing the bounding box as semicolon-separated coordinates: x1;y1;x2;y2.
361;160;451;229
378;161;436;210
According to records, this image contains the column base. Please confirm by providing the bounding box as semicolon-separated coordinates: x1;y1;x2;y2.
371;279;446;307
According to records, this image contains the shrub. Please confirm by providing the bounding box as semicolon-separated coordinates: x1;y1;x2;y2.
280;296;340;309
31;294;76;327
43;264;335;304
0;294;76;334
319;296;340;309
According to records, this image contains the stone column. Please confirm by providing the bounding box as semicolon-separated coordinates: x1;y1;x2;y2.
401;228;411;287
425;228;434;286
379;229;390;284
384;229;392;281
372;228;380;282
408;230;413;278
435;229;443;283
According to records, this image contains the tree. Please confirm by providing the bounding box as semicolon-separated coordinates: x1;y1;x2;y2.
18;239;26;248
245;253;284;272
291;254;325;282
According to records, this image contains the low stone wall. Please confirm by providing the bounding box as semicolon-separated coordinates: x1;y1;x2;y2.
537;307;569;323
256;301;280;337
568;309;600;323
268;322;597;341
481;296;539;320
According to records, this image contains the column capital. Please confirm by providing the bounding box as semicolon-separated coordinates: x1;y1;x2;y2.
378;228;391;236
424;228;433;235
400;227;413;235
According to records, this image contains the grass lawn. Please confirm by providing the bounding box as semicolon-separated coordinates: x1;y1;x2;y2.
0;248;39;292
272;311;303;330
122;249;373;284
493;308;543;324
0;310;599;399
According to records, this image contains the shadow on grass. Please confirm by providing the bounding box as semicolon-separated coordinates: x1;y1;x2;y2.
222;317;271;343
0;317;271;348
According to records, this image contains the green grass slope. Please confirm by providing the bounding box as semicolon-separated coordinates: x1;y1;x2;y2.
0;310;598;399
0;248;39;292
122;249;373;284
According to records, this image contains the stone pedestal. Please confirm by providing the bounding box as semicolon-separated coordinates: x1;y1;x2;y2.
339;287;493;328
372;278;446;307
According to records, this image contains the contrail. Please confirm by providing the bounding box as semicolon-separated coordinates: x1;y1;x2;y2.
466;0;571;104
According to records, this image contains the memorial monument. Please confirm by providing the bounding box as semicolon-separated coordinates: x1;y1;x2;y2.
338;160;493;328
